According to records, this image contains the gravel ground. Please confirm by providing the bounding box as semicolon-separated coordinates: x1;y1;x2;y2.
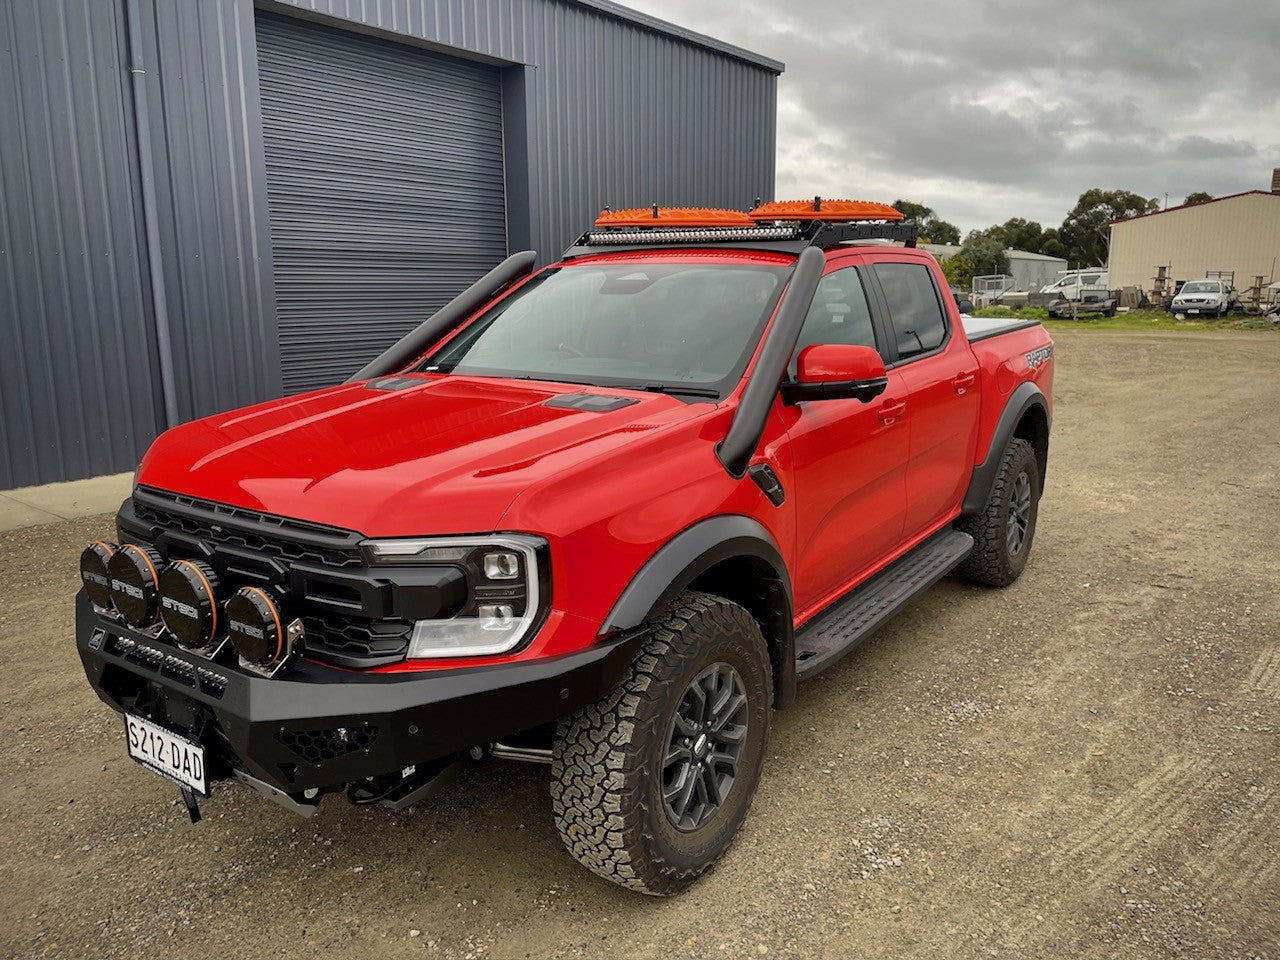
2;329;1278;959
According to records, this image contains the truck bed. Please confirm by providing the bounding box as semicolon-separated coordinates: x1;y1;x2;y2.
960;315;1040;342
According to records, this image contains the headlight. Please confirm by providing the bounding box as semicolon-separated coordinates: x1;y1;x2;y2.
361;535;548;659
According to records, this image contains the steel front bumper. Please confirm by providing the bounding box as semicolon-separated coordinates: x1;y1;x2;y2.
75;591;642;795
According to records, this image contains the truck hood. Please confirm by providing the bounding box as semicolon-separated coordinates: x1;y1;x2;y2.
137;375;711;537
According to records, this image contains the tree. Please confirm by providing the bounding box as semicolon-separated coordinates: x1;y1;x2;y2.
1183;191;1214;206
892;199;960;245
981;217;1046;254
939;254;975;290
892;199;935;222
1039;231;1069;260
958;231;1010;276
1058;189;1159;267
924;219;961;245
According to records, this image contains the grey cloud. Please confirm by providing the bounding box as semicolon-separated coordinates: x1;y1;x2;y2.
625;0;1280;230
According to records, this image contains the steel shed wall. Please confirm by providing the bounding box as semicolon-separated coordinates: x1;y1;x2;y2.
261;0;780;259
0;0;164;489
136;0;281;423
2;0;779;487
1108;192;1280;290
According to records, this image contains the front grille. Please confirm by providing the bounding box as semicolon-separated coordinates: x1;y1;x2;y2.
301;614;413;660
122;488;411;665
131;488;363;568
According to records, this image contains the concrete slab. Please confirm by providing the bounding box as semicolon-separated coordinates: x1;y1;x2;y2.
0;493;64;532
1;472;132;530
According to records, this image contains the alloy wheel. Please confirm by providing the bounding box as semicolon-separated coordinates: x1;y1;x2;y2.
661;662;749;831
1006;470;1033;556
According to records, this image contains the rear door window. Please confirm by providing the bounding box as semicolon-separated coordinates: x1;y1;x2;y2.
872;262;947;360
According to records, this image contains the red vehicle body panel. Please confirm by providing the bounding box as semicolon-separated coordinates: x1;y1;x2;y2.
135;244;1053;675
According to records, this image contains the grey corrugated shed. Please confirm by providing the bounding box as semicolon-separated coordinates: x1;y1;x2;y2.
267;0;780;258
1;0;780;487
0;0;164;488
137;0;282;424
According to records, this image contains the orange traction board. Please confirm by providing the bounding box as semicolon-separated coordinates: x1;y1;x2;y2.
594;207;758;229
749;198;904;222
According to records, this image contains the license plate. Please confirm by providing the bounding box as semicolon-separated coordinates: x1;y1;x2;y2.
125;714;208;795
1187;308;1200;314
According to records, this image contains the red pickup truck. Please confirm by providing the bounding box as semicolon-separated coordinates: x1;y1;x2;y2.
76;199;1053;895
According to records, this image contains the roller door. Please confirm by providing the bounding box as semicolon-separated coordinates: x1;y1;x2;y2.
256;12;507;393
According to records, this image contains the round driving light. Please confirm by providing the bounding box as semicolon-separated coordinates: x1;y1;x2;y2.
79;540;119;608
158;559;222;650
225;586;287;667
107;543;164;627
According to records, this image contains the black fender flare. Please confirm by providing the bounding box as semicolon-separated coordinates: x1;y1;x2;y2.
600;515;797;707
962;381;1051;515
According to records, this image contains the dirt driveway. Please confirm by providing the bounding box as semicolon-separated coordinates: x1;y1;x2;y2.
2;329;1278;959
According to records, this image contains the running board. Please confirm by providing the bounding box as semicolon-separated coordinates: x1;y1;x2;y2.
794;529;973;680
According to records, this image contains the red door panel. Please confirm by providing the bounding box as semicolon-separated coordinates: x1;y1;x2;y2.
782;376;909;615
895;345;979;534
860;253;980;538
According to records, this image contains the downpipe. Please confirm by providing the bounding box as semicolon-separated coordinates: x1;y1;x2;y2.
123;0;180;428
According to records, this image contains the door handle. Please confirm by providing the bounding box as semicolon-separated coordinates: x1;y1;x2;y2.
952;372;977;394
878;400;906;424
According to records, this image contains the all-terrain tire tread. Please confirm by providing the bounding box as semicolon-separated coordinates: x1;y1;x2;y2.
957;437;1038;587
550;591;771;896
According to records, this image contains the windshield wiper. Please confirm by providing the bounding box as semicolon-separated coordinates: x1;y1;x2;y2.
632;383;722;399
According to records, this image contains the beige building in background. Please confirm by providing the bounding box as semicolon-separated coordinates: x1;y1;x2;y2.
1108;181;1280;292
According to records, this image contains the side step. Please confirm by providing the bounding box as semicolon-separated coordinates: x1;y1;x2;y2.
794;529;973;681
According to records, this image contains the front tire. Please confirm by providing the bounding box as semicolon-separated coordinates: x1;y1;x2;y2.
957;437;1040;587
551;591;772;895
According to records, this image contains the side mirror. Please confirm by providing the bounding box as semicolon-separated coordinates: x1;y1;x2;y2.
782;344;889;404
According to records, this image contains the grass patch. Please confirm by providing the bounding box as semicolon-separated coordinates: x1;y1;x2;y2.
972;306;1278;332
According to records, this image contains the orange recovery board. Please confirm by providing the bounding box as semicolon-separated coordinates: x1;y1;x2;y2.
750;198;904;222
594;207;757;229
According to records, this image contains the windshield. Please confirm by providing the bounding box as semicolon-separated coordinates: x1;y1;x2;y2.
420;260;790;395
1181;281;1221;294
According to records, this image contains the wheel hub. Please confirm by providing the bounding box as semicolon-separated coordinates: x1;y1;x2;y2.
662;662;749;832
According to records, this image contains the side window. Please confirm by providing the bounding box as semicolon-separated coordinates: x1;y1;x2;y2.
791;267;879;373
872;262;947;360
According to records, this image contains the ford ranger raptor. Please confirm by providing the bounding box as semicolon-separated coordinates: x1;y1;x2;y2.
76;199;1054;894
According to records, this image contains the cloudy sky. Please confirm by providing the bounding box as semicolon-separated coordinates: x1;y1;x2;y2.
626;0;1280;234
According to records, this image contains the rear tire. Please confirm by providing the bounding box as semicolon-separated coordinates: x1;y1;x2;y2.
551;591;772;895
957;438;1040;587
